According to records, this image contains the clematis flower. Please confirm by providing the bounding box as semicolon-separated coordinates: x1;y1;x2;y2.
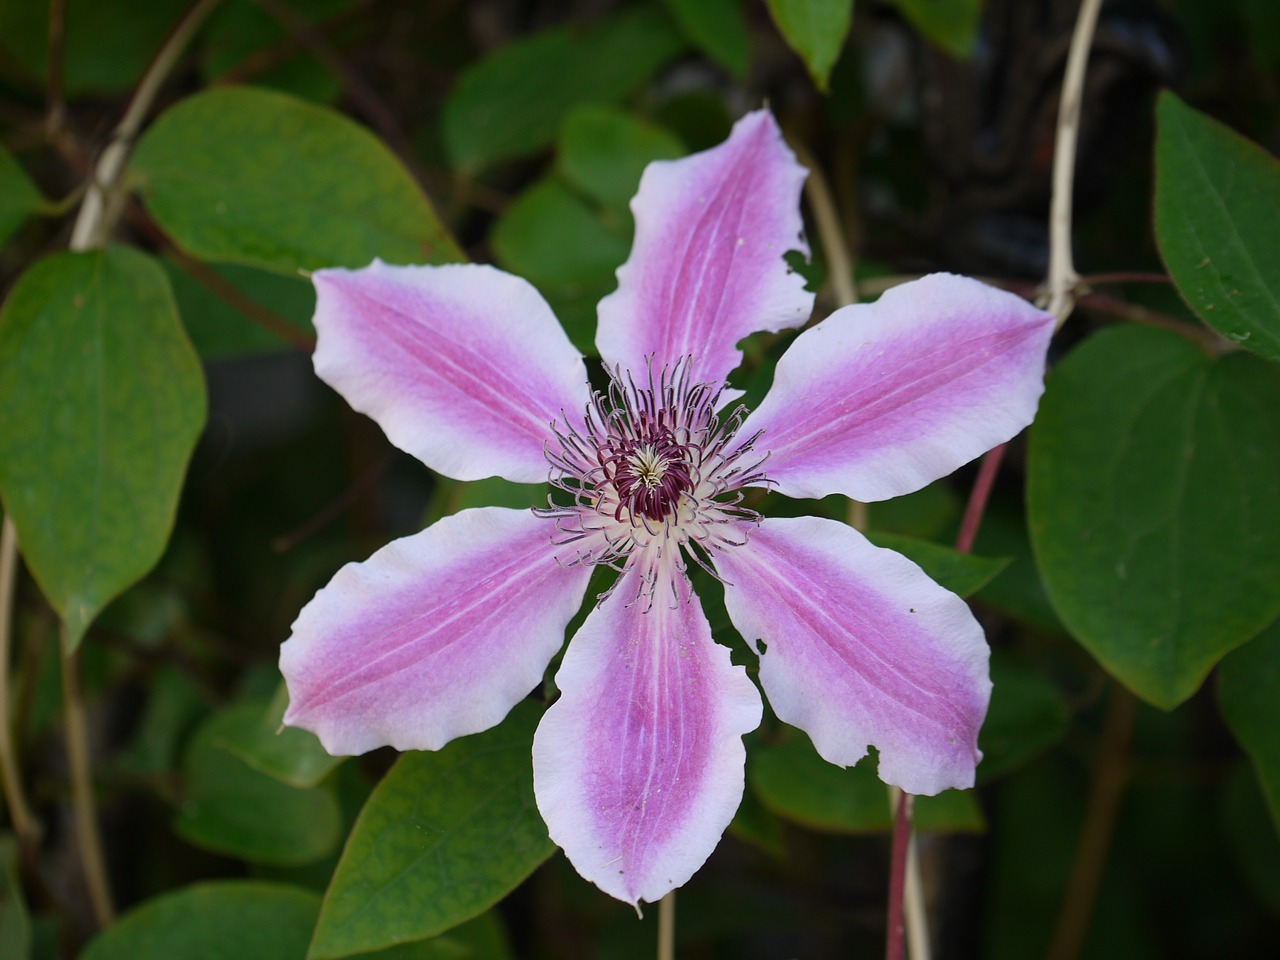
279;110;1054;907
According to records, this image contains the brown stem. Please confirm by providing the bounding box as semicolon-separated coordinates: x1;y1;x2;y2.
0;518;40;846
60;629;114;927
1045;684;1137;960
46;0;66;133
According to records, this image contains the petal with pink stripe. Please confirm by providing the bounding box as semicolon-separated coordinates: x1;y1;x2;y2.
595;110;813;388
281;508;590;755
533;565;762;905
716;516;990;796
742;273;1054;502
313;261;590;483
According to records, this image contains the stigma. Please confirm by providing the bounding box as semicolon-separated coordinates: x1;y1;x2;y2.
538;359;768;592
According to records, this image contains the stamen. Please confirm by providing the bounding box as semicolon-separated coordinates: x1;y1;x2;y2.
537;357;767;590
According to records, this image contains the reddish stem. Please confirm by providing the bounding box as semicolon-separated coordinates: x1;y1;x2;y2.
955;443;1006;555
885;789;913;960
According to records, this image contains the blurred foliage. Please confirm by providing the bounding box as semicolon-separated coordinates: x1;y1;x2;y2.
0;0;1277;958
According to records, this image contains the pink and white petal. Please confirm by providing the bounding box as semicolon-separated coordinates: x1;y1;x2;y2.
281;508;590;756
533;564;762;906
313;261;590;483
742;273;1053;502
595;110;813;388
715;516;990;796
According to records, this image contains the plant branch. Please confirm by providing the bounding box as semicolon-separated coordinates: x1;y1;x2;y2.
885;788;916;960
60;628;114;927
68;0;222;251
46;0;66;133
1045;684;1137;960
1044;0;1104;325
0;518;40;846
792;139;858;309
955;444;1007;555
657;890;675;960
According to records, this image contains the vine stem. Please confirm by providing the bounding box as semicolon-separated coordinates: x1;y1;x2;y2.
657;889;675;960
68;0;222;251
1044;0;1104;326
0;518;40;845
60;627;114;927
1045;685;1137;960
54;0;224;929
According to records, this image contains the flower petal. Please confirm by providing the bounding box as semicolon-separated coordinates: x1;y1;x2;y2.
533;564;762;905
595;110;813;387
313;261;590;483
742;274;1053;501
715;516;990;795
281;507;590;755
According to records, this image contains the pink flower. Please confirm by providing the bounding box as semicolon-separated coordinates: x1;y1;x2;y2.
279;111;1054;906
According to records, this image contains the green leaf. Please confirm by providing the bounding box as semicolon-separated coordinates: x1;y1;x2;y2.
175;701;342;865
442;5;685;172
1155;92;1280;362
749;732;983;834
491;176;631;353
219;683;344;789
310;701;555;959
131;87;461;275
764;0;854;91
114;666;207;781
0;247;206;649
662;0;751;77
891;0;982;59
0;836;31;960
1221;763;1280;910
162;259;316;359
424;476;549;528
1218;619;1280;830
0;147;44;247
558;105;686;215
977;653;1071;782
79;881;320;960
863;531;1011;598
1028;324;1280;708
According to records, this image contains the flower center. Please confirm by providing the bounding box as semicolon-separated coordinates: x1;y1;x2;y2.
538;359;768;588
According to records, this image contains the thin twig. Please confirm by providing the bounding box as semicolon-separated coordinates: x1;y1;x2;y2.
171;246;317;352
68;0;223;251
60;628;114;927
46;0;66;134
1077;271;1171;287
1045;685;1137;960
885;788;914;960
792;139;858;308
0;518;40;845
955;444;1007;555
657;890;675;960
1043;0;1104;325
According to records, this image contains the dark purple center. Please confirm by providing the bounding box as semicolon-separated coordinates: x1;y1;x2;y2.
599;413;695;523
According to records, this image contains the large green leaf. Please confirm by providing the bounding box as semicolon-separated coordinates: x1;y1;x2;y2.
977;653;1071;782
662;0;751;77
0;247;206;649
491;176;630;352
1028;324;1280;708
79;882;320;960
310;701;555;959
1155;92;1280;362
764;0;854;91
891;0;982;58
0;146;44;247
219;683;343;789
557;105;686;215
1218;620;1280;831
442;5;685;172
131;87;461;274
175;701;342;865
748;732;984;834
